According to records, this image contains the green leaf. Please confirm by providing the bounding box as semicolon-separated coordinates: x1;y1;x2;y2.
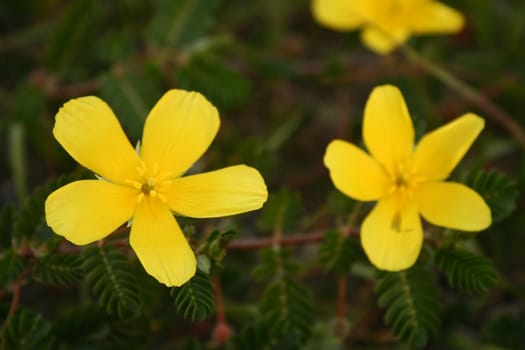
435;247;498;295
176;55;252;109
318;230;360;276
2;309;55;350
375;264;441;348
257;188;302;233
170;269;215;321
259;276;313;344
202;229;236;271
82;246;141;318
254;249;313;344
146;0;220;49
0;249;25;287
461;169;518;223
33;253;84;285
13;175;72;241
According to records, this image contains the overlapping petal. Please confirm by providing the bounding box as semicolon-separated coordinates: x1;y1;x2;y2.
361;26;410;54
324;140;389;201
411;1;464;33
412;113;484;181
45;180;137;245
312;0;365;30
53;97;141;184
130;198;196;287
361;196;423;271
165;165;267;218
363;85;414;172
140;90;219;179
415;181;491;231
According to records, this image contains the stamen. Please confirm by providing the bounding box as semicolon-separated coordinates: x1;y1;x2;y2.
137;193;144;203
125;179;143;190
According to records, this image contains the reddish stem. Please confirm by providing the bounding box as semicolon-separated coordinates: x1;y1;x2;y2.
227;227;360;250
212;277;231;344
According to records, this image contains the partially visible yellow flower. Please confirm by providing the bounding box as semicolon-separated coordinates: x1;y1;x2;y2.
324;85;491;271
45;90;268;286
312;0;464;54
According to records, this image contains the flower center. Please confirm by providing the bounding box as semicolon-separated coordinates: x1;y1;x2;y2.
141;178;156;195
125;162;171;204
388;160;418;198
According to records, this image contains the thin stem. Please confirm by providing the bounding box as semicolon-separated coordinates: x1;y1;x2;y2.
227;228;360;250
401;45;525;149
335;276;348;336
212;277;231;345
7;281;22;318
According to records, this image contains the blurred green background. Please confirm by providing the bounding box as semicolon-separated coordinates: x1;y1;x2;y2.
1;0;524;349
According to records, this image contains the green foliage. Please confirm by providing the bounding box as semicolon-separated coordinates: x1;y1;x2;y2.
33;253;84;285
170;269;215;321
259;275;313;344
202;229;236;271
146;0;221;49
318;230;360;276
257;189;302;233
230;323;302;350
98;65;164;140
0;249;25;287
252;248;313;346
461;169;519;224
435;247;498;295
53;304;108;344
44;0;99;73
375;264;441;349
2;309;55;350
253;248;299;281
12;175;71;241
176;55;252;109
82;246;141;319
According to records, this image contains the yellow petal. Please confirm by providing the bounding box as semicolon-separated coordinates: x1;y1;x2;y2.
363;85;414;172
361;25;409;55
412;113;484;181
324;140;389;201
130;197;196;287
411;2;464;33
415;181;491;231
312;0;365;30
53;96;141;184
361;196;423;271
140;90;219;178
45;180;137;245
165;165;267;218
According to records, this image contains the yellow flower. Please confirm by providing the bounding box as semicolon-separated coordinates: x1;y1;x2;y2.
324;85;491;271
312;0;464;54
45;90;268;286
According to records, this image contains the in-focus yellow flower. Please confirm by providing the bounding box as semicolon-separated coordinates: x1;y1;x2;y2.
324;85;491;270
45;90;268;286
312;0;464;54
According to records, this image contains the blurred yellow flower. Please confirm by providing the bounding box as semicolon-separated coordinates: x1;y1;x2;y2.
312;0;464;54
45;90;268;286
324;85;491;270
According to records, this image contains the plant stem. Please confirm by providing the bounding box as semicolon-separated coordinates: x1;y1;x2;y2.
401;45;525;149
227;228;360;250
